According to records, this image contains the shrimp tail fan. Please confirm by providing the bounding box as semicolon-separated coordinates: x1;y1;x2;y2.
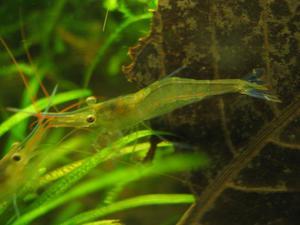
245;89;282;102
242;68;281;103
243;68;265;84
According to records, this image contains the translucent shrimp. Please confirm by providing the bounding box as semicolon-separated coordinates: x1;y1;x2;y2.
0;120;48;202
44;69;280;133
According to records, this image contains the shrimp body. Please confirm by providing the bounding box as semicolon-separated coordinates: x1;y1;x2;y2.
46;70;280;133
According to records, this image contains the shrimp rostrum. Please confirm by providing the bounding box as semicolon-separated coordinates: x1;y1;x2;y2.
44;69;280;133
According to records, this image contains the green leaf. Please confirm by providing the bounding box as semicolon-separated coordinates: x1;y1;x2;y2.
0;63;34;77
61;194;195;225
12;152;207;225
83;13;152;88
81;219;123;225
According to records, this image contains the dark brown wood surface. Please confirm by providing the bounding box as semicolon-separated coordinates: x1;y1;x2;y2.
124;1;300;224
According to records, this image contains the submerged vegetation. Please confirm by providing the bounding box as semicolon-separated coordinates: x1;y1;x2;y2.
1;0;297;224
0;1;207;224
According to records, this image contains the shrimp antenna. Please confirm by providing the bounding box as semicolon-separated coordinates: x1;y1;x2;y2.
0;37;42;119
165;65;188;78
21;85;58;147
19;9;59;113
20;17;48;97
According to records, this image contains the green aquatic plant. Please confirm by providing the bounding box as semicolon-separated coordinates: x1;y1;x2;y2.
0;1;215;225
0;129;208;224
83;0;154;87
0;0;156;151
60;194;195;225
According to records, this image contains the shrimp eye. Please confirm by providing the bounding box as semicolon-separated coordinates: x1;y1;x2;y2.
86;115;96;124
86;96;97;105
11;154;21;162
